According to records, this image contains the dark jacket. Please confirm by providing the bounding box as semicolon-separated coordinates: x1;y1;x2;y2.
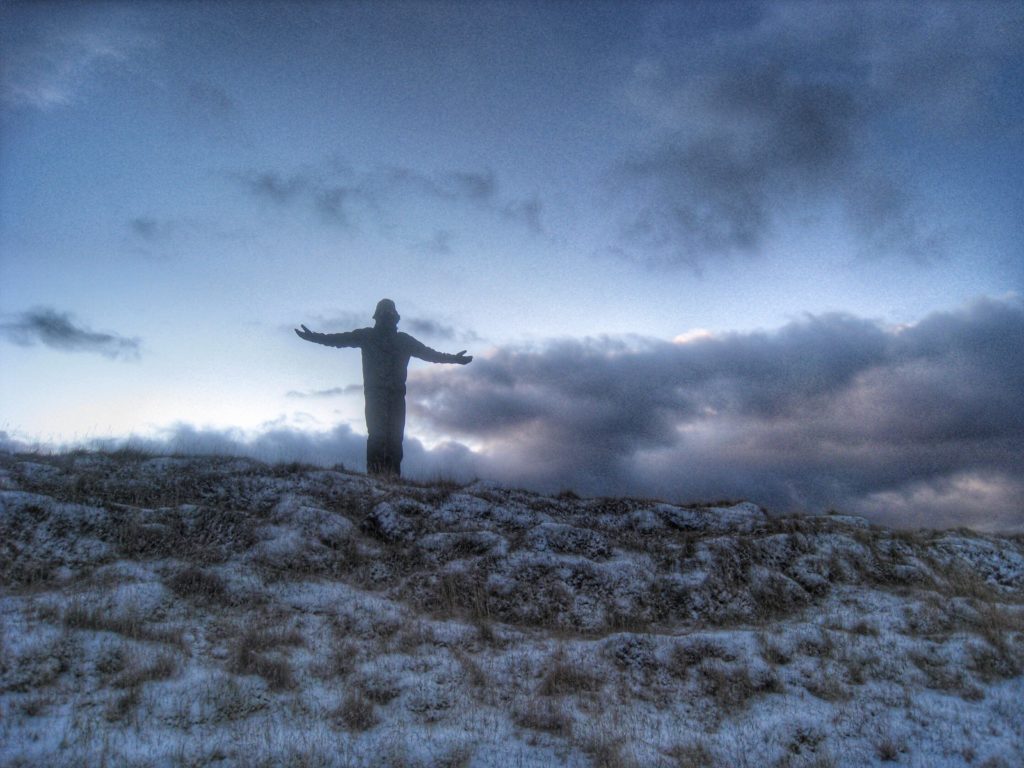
302;326;462;393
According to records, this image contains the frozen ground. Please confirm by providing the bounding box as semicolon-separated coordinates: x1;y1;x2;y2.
1;450;1022;767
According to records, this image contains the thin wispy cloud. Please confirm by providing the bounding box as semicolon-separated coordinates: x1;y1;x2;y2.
0;6;152;109
285;385;362;399
230;162;543;234
1;308;141;360
403;317;476;343
412;230;455;256
294;309;479;344
185;80;238;119
129;217;172;241
122;216;254;262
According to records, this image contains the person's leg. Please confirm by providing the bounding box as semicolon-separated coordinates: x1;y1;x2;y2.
385;392;406;476
365;391;388;475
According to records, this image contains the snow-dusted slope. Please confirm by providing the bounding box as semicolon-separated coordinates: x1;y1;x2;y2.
1;451;1022;767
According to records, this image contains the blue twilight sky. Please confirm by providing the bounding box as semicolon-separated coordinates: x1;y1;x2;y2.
1;1;1022;529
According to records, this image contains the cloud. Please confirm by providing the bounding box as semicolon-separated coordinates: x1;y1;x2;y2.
128;217;175;241
413;230;455;256
229;161;542;234
87;422;481;482
0;6;151;109
232;170;312;206
35;298;1017;530
296;307;479;344
404;317;481;344
286;385;362;399
403;319;458;341
407;297;1024;530
124;216;252;257
185;80;238;119
612;2;1023;268
1;308;141;360
501;195;544;235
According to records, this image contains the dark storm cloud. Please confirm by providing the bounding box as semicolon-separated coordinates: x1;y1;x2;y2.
614;2;1023;268
1;308;141;360
230;162;541;233
409;298;1024;530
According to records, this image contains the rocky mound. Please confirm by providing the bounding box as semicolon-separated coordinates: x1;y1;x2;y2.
2;450;1022;767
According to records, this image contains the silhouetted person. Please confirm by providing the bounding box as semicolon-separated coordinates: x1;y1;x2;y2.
295;299;472;477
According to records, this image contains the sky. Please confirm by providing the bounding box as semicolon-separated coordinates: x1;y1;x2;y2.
1;1;1022;530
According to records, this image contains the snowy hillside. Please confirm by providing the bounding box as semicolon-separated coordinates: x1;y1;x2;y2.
1;450;1022;767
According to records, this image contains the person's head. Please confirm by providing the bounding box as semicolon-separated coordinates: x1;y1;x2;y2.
373;298;400;328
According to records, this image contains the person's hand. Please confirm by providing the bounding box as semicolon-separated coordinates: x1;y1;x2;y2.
295;324;316;340
453;350;472;364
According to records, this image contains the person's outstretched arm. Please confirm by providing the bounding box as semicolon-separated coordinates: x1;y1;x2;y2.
294;324;363;348
405;335;472;364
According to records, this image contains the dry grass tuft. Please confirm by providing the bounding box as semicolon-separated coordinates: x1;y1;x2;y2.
585;734;631;768
668;636;734;678
757;634;792;666
332;690;378;732
875;734;905;762
663;741;716;768
312;639;359;680
512;698;572;736
697;660;782;713
63;601;185;649
453;648;488;689
113;650;178;689
166;565;229;605
538;656;601;697
227;621;303;691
